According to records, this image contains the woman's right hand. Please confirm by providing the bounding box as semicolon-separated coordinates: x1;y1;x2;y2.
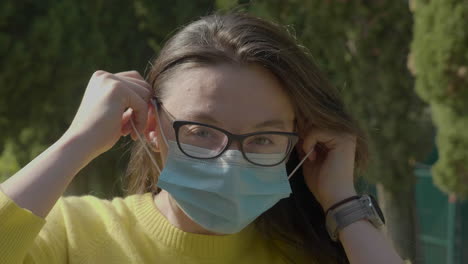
64;70;152;160
0;70;151;219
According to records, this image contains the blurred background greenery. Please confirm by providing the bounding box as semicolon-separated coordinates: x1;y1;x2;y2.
0;0;467;263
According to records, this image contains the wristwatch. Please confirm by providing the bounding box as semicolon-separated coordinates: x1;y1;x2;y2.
325;194;385;242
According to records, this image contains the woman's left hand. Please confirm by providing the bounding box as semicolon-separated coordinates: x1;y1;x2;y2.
298;129;358;211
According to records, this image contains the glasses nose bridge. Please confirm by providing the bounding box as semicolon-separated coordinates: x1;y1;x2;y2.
224;133;246;151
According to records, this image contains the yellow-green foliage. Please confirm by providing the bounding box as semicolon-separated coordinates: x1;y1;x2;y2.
411;0;468;196
0;141;20;182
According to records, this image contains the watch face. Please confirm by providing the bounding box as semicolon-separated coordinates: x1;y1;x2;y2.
369;195;385;224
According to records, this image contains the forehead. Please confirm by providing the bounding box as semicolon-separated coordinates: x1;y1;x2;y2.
161;63;295;133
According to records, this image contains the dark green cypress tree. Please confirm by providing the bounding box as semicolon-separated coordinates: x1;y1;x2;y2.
410;0;468;196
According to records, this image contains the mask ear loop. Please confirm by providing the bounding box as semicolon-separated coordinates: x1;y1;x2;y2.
287;147;314;180
153;101;169;146
130;114;162;175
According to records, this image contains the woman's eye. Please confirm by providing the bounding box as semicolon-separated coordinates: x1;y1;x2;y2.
251;137;273;145
196;130;210;137
189;129;212;138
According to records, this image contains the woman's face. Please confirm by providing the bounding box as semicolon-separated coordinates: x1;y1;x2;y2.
152;63;296;164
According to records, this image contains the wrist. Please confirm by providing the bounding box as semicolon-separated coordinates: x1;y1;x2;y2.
325;194;386;242
319;188;357;212
58;132;97;167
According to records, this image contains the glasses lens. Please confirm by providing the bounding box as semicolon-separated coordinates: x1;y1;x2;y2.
177;123;228;158
243;133;294;165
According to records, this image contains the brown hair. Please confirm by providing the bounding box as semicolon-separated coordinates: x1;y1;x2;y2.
126;11;366;263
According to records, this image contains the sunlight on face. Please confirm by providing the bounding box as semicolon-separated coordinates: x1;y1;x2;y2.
157;63;296;162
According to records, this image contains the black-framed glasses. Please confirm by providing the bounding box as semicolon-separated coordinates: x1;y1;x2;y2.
152;97;299;167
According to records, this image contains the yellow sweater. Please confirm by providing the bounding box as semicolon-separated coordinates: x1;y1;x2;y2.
0;189;309;263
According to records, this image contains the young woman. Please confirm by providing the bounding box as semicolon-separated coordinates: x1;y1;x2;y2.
0;12;403;263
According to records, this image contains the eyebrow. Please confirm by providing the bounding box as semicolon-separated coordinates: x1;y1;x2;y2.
253;119;289;130
186;112;290;130
178;112;215;123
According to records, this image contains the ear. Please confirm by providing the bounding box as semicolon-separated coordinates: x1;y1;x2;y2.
144;103;159;146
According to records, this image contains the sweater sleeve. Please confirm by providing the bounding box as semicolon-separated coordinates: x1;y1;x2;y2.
0;189;68;264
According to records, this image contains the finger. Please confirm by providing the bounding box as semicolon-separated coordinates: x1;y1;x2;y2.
102;73;151;101
121;108;133;136
115;70;145;80
310;150;317;161
117;77;152;102
121;125;132;137
302;137;317;157
302;129;337;154
93;70;109;77
118;76;151;90
125;89;149;140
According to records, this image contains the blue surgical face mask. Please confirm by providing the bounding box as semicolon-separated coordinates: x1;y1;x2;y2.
130;108;313;234
159;140;294;234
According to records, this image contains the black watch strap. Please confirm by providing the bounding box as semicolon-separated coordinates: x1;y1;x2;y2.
325;195;361;215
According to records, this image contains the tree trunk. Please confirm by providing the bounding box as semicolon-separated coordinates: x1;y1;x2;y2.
377;184;421;264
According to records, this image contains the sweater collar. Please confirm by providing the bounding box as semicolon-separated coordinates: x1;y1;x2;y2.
131;192;258;259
